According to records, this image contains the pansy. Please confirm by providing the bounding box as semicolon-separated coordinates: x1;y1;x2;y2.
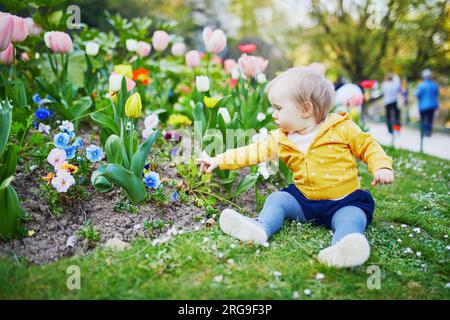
86;145;103;162
33;93;42;104
35;107;52;121
42;172;55;184
144;114;159;130
38;123;51;135
60;163;78;174
47;148;67;169
143;171;161;189
171;191;179;202
51;169;75;193
59;120;74;132
53;132;70;148
72;137;83;149
64;145;76;159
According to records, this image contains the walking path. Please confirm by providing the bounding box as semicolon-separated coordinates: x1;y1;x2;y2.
367;122;450;160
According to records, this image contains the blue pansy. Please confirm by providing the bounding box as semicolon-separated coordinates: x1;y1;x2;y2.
86;145;103;162
35;107;51;121
54;132;70;149
32;93;42;104
171;191;179;202
143;171;161;189
72;137;83;149
64;145;76;159
60;126;75;138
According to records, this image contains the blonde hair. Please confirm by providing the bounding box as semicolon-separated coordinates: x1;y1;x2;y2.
266;67;335;122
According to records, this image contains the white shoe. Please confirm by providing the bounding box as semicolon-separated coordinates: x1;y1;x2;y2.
219;209;268;245
317;233;370;268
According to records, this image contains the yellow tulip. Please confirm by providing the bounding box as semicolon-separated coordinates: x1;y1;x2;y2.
203;96;220;108
114;64;133;79
125;92;142;118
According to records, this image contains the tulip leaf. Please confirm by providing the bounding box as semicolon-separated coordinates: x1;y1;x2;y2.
71;96;93;119
234;173;259;198
105;134;123;165
92;164;147;205
130;130;159;177
0;177;25;241
91;111;119;134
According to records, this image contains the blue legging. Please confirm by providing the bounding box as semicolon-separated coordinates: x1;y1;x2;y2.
256;191;367;245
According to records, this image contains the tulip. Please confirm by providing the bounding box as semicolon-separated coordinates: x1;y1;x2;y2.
136;41;151;57
202;27;226;54
238;43;257;54
113;64;133;78
218;108;231;124
126;39;138;52
24;17;42;36
0;43;13;65
256;73;267;84
171;42;186;56
0;14;13;51
125;92;142;118
237;54;269;79
203;96;220;108
212;55;222;65
47;31;72;54
196;76;210;92
109;72;136;93
109;72;123;92
230;68;240;80
20;52;29;62
185;50;200;68
85;41;100;56
152;30;169;52
224;59;237;75
44;31;55;48
11;15;28;43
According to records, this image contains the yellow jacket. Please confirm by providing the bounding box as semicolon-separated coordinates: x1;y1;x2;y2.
216;112;393;200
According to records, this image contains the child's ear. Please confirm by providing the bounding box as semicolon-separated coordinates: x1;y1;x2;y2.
300;102;314;117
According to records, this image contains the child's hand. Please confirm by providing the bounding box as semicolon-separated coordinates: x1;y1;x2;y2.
195;152;219;173
371;168;394;186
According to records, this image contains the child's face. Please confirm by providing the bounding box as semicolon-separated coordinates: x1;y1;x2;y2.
268;79;315;133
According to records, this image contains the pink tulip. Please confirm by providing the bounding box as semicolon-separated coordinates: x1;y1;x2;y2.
185;50;200;68
0;14;13;51
212;55;222;65
224;59;237;74
11;15;28;43
0;43;14;65
202;27;226;54
20;52;29;62
136;41;151;57
125;76;136;92
24;17;42;36
171;42;186;57
152;30;169;52
48;31;72;54
237;54;269;78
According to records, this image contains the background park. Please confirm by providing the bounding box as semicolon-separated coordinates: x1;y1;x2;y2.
0;0;448;299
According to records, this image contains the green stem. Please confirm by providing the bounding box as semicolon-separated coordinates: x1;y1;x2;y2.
197;190;245;212
71;103;113;122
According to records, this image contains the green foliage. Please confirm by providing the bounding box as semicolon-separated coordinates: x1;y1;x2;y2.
77;220;101;242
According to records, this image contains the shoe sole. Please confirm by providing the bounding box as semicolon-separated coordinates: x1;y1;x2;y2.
318;233;370;268
219;209;268;244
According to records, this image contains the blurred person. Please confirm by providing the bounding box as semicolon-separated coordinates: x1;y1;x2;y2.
416;69;439;137
381;73;402;138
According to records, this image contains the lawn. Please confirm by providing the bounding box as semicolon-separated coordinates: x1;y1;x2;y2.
0;147;449;299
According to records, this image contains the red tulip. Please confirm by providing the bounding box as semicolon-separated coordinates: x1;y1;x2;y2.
238;43;256;54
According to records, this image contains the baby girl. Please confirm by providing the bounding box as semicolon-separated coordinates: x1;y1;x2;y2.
197;67;394;268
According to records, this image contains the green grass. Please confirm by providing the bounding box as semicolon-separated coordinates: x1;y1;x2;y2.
0;147;449;299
